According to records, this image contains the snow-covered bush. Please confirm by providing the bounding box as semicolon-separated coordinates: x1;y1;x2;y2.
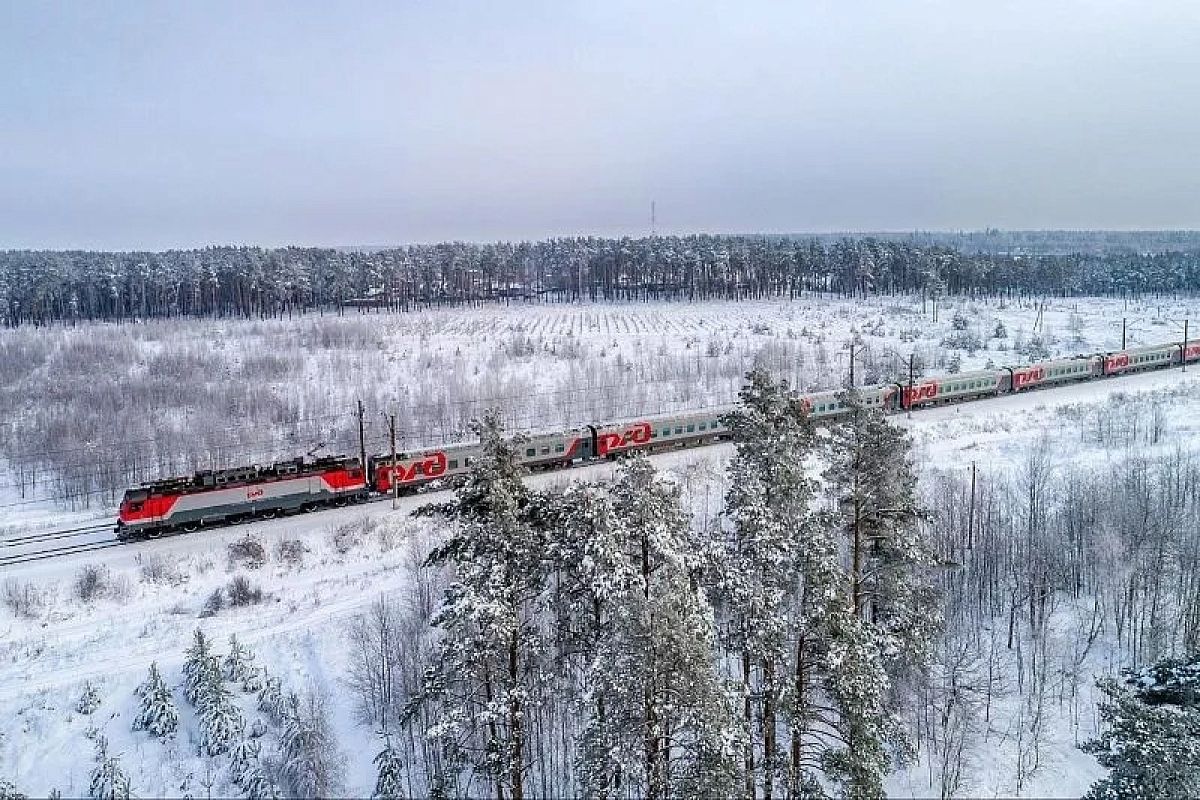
2;579;43;619
200;588;225;618
223;634;254;682
276;539;307;567
228;535;267;569
73;565;110;603
227;575;264;607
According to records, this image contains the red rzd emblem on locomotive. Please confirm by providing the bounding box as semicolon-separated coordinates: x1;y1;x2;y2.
246;488;264;500
597;422;652;456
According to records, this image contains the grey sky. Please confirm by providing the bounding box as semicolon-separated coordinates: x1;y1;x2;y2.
2;1;1199;250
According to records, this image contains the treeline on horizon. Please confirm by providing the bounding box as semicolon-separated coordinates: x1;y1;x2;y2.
3;232;1200;326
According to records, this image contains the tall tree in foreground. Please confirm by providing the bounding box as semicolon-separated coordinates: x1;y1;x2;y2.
411;411;548;800
1082;654;1200;799
822;389;939;799
719;369;836;799
549;456;741;799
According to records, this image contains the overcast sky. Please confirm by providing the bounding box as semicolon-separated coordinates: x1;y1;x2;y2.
2;1;1199;250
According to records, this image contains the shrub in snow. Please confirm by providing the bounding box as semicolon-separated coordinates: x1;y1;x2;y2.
200;588;225;617
136;553;181;585
0;779;27;800
993;320;1007;339
132;662;178;738
228;535;267;569
76;682;101;715
248;717;268;738
88;738;131;800
276;539;307;567
2;578;44;619
74;564;111;603
227;575;264;607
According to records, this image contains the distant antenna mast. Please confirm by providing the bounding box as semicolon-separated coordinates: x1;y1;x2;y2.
650;200;657;237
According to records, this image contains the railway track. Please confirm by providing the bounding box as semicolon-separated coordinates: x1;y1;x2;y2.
2;355;1196;568
0;523;113;548
0;539;124;568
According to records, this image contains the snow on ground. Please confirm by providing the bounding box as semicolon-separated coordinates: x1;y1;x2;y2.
3;360;1199;795
4;296;1200;796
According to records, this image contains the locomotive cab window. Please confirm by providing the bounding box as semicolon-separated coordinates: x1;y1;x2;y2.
555;443;564;453
449;460;458;469
526;447;536;457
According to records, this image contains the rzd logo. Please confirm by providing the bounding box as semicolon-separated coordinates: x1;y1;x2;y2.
903;382;938;406
597;422;652;456
1107;354;1130;372
246;488;265;501
385;451;449;487
1013;367;1044;389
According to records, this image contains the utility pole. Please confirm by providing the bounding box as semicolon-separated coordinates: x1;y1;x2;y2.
967;460;976;550
356;400;367;476
388;412;398;509
1184;319;1189;373
1121;317;1126;350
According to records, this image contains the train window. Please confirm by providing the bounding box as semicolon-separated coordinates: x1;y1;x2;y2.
541;446;550;455
699;422;707;431
686;424;695;433
526;447;536;457
464;457;472;466
661;428;670;437
674;426;683;435
555;443;564;452
449;460;458;469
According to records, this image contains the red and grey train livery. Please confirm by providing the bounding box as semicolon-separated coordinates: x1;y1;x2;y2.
117;456;368;539
116;338;1200;541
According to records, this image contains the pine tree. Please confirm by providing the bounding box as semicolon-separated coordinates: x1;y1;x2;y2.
0;779;27;800
720;368;835;799
240;764;281;800
182;628;220;706
132;662;179;737
198;676;245;756
88;737;131;800
551;456;742;799
76;682;102;715
1082;659;1200;799
279;691;344;799
821;389;939;798
411;411;548;800
229;737;261;787
372;739;406;800
223;634;253;683
257;674;287;724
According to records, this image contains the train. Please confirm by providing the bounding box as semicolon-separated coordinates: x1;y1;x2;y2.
115;339;1200;540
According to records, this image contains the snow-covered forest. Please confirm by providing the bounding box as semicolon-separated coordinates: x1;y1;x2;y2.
4;234;1200;326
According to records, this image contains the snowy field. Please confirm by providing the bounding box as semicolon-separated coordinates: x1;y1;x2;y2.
2;297;1200;796
1;292;1197;532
